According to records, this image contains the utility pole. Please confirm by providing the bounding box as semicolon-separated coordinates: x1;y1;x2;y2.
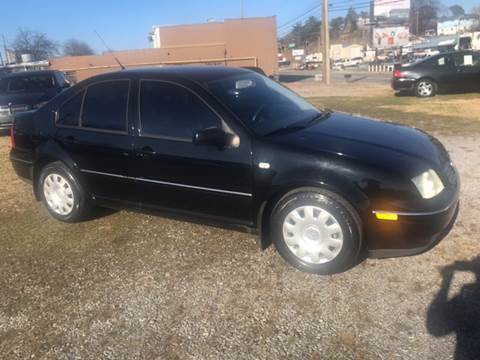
369;0;374;48
321;0;330;85
2;34;8;65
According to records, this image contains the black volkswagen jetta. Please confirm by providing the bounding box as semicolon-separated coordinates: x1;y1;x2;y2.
10;67;459;274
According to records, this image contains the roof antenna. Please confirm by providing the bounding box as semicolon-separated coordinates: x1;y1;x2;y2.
94;30;125;70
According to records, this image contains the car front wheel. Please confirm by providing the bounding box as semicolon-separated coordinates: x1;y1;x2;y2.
415;79;436;97
271;190;362;275
39;162;87;223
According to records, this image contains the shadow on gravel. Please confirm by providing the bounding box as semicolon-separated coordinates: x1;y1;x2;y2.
82;206;118;222
427;257;480;360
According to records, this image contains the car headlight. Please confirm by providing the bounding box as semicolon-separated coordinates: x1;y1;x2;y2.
411;169;445;199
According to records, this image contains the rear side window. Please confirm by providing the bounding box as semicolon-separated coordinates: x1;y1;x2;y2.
82;80;129;132
139;80;220;140
427;55;453;67
57;91;84;127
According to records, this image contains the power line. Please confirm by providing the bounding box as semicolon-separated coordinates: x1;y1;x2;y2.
278;4;322;30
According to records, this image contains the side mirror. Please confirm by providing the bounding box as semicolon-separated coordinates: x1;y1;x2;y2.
193;128;240;149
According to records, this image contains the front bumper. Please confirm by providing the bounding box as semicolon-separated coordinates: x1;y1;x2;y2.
368;199;459;258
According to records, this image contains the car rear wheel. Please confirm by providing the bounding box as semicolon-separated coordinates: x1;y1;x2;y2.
271;190;362;275
39;162;87;223
415;79;436;97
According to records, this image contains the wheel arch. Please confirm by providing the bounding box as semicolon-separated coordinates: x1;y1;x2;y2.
416;77;438;93
32;142;81;200
257;180;366;250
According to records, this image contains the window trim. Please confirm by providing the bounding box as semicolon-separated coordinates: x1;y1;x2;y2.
138;78;225;142
55;89;86;129
55;79;131;135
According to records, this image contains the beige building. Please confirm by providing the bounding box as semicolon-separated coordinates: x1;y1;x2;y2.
50;17;278;82
330;44;364;60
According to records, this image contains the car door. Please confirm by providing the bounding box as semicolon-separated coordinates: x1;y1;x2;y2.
133;79;254;225
423;53;457;90
451;51;478;92
54;79;137;204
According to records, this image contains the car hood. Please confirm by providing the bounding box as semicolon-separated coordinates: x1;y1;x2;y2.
267;112;450;170
0;90;56;106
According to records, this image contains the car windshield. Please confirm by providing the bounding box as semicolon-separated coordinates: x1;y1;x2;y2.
0;75;55;93
205;72;321;136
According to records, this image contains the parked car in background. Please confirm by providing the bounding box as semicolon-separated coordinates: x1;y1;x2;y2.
10;66;459;275
332;59;345;70
0;70;70;132
392;50;480;97
342;57;363;68
299;61;322;70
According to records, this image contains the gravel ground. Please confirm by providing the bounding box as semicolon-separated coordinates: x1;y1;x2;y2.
0;131;479;359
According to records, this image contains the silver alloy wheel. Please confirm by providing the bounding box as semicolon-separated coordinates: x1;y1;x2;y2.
282;206;344;264
417;81;433;97
43;173;75;216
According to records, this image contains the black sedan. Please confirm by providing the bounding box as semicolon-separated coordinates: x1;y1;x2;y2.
10;67;459;274
0;70;70;131
392;50;480;97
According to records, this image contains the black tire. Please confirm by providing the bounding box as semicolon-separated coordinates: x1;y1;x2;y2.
271;189;362;275
415;79;437;97
38;161;87;223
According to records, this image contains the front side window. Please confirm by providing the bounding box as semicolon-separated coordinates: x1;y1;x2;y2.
205;72;320;136
82;80;129;132
57;91;84;127
140;80;220;140
453;53;476;67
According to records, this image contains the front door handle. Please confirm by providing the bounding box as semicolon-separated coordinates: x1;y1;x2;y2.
138;146;156;159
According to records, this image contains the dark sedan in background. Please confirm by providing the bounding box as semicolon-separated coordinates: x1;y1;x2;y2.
0;70;70;132
392;50;480;97
10;67;459;274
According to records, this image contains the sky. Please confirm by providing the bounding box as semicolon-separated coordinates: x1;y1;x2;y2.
1;0;478;53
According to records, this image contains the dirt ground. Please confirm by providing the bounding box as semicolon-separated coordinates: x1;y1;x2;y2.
1;89;480;359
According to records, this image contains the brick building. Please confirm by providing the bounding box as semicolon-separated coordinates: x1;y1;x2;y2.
50;17;278;82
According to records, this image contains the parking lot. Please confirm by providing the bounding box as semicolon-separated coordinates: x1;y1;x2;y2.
1;78;480;359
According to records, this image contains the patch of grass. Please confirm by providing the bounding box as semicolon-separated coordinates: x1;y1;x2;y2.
309;93;480;135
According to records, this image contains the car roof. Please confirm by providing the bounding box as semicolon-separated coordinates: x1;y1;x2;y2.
90;66;256;83
3;70;58;79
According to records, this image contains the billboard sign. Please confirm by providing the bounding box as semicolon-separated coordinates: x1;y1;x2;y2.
292;49;305;56
375;0;410;26
373;26;410;48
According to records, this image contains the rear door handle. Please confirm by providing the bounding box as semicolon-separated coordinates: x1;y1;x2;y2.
138;146;156;158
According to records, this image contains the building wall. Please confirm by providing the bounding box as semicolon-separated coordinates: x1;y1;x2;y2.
51;17;278;82
437;19;475;36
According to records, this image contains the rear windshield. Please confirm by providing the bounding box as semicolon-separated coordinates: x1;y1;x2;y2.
0;75;55;93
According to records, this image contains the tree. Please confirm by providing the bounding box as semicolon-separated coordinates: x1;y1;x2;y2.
449;5;465;19
63;39;94;56
12;28;58;61
472;6;480;31
410;0;440;35
330;17;344;38
344;8;359;33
